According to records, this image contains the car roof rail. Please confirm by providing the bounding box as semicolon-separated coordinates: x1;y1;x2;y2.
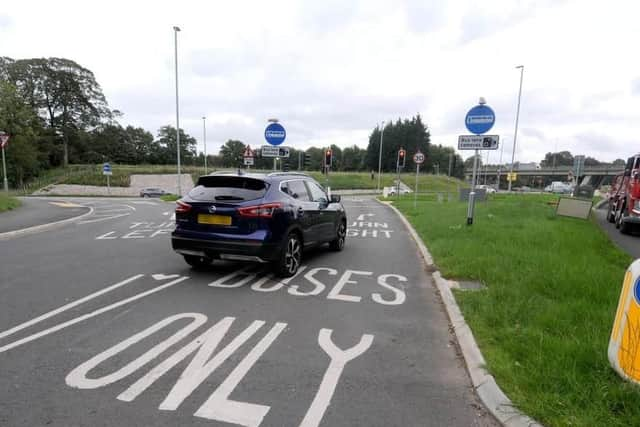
266;172;311;178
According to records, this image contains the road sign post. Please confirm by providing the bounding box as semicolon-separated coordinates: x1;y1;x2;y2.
103;162;112;195
0;132;9;194
464;99;496;225
413;151;425;208
243;146;254;169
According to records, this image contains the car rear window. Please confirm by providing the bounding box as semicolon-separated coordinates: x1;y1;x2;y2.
189;176;268;202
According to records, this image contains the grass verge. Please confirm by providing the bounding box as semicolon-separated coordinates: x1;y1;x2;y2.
160;194;180;202
391;193;639;426
0;194;21;212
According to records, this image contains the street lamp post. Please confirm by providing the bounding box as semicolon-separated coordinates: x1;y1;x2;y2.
202;116;207;175
508;65;524;192
173;26;182;196
376;121;385;192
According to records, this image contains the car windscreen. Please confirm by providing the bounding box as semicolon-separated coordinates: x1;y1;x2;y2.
188;176;268;202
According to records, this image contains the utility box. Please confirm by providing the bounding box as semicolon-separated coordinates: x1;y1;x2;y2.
556;197;592;219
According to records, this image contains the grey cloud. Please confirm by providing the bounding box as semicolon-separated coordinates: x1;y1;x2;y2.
458;0;566;44
632;78;640;96
404;0;447;33
298;0;358;35
0;14;13;29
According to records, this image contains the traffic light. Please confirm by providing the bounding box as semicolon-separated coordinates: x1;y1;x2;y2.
398;148;406;168
325;149;333;169
304;153;311;169
283;160;290;172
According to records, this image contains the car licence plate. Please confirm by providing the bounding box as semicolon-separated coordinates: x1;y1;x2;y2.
197;214;232;225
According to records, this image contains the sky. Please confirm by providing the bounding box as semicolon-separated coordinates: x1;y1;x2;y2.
1;0;639;164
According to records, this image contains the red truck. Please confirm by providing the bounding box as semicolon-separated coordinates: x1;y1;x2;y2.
606;153;640;234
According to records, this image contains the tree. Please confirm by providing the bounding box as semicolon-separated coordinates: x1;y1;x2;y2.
219;139;246;167
464;154;482;169
365;115;430;172
612;158;626;166
0;81;42;186
2;58;112;166
155;126;197;165
540;151;573;167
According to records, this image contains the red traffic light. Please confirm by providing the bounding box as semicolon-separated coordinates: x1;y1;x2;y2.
399;149;405;158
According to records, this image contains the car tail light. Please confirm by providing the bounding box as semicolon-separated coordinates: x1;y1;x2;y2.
175;200;192;213
237;203;282;218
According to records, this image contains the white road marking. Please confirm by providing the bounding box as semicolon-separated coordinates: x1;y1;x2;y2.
209;267;258;288
131;201;158;206
152;274;180;280
373;274;407;306
0;275;144;341
0;276;189;354
66;313;208;389
288;267;336;297
327;270;372;303
79;213;131;225
299;329;374;427
194;322;286;426
95;231;117;240
355;213;375;221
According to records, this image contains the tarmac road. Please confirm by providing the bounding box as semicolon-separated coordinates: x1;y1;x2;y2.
0;196;497;427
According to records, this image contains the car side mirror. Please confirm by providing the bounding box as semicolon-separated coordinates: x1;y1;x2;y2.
330;194;341;203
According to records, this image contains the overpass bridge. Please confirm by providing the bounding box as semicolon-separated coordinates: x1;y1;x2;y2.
464;164;624;188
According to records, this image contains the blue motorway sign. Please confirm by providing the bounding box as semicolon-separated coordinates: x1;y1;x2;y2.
465;105;495;135
264;123;286;146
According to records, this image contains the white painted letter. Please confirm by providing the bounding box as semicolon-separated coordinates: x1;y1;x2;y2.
327;270;372;302
300;329;374;427
193;323;286;426
289;267;336;296
372;274;407;305
95;231;117;240
209;267;257;288
66;313;207;389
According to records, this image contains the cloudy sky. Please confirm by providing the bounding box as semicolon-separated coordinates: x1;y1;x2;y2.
1;0;639;163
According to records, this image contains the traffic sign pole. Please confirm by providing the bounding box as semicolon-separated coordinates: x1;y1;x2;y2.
2;146;7;194
467;149;479;225
414;163;419;208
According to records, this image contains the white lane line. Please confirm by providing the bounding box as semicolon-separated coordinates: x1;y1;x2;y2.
0;276;189;354
78;213;131;224
93;209;135;214
0;275;144;341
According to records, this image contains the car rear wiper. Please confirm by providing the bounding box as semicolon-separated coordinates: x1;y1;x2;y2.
214;195;244;201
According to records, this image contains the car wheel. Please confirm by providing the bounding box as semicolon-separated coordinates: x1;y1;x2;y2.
183;255;213;269
274;232;302;278
329;221;346;251
143;194;150;198
619;210;631;235
615;205;624;230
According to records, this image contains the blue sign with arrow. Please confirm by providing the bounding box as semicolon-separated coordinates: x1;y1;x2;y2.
465;104;495;135
102;162;112;176
264;123;286;146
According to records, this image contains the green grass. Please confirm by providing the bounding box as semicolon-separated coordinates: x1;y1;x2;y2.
392;193;639;426
160;194;180;202
0;194;21;212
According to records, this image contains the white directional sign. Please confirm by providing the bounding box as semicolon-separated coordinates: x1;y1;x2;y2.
261;145;290;158
457;135;499;150
244;157;254;166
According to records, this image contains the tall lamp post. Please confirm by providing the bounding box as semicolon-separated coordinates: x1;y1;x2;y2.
173;26;182;196
202;116;207;175
508;65;524;192
376;121;385;192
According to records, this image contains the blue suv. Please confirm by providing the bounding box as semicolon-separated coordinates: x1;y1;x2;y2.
171;172;347;277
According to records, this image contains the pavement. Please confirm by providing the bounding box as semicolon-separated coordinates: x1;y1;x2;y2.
593;204;640;259
0;198;90;233
0;195;497;427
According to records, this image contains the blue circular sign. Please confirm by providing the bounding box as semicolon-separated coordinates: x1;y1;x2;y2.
465;105;495;135
264;123;286;146
634;277;640;305
103;163;111;171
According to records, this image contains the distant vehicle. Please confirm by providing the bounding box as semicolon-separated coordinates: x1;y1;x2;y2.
475;185;496;194
387;187;411;196
171;172;347;277
544;181;572;194
140;187;169;198
608;154;640;234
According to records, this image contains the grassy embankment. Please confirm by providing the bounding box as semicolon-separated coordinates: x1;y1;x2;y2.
391;193;638;427
17;164;468;193
0;194;21;212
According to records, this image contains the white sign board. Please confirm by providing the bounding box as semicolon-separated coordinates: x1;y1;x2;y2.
261;145;290;158
244;157;254;166
457;135;499;150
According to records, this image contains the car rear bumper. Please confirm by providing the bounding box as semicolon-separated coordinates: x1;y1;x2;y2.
622;214;640;225
171;232;281;262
